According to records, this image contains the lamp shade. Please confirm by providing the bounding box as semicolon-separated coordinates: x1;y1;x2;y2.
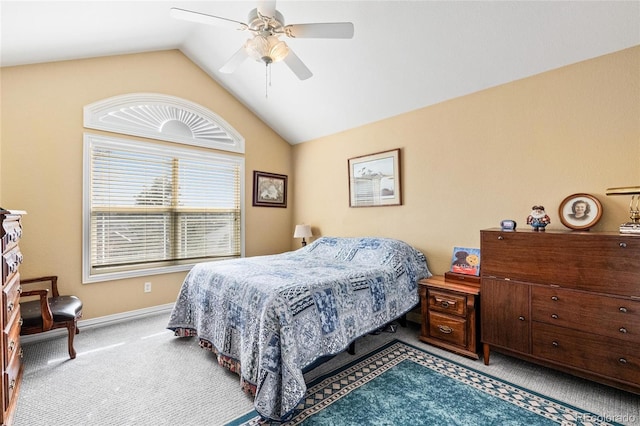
293;224;312;238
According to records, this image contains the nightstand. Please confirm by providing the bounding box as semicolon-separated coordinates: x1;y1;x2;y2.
418;275;480;359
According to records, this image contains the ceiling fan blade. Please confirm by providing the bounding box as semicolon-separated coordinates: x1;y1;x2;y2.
257;0;277;18
170;7;247;30
220;48;249;74
285;22;354;39
283;49;312;80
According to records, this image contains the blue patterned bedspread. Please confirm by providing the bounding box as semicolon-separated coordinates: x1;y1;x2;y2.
167;237;431;421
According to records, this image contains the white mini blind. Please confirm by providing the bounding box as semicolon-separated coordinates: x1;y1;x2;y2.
84;134;243;282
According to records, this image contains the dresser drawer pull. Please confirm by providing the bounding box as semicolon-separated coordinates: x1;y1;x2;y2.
497;235;504;240
619;327;628;334
551;314;558;319
619;307;628;313
17;285;22;295
7;302;14;313
439;300;456;309
551;296;558;301
619;242;627;248
8;340;15;352
552;341;559;347
518;316;525;321
8;379;16;391
619;358;628;364
18;317;23;327
437;325;453;334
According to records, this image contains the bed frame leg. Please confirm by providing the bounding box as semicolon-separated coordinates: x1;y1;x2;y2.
348;340;356;355
399;314;407;327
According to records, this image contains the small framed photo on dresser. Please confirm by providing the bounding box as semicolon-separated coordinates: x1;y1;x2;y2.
559;193;602;231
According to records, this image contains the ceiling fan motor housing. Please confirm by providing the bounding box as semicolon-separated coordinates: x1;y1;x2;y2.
247;8;285;35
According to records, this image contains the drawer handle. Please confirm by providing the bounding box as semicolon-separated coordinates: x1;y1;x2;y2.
18;318;23;327
551;296;558;301
497;236;504;240
619;358;628;364
8;340;15;352
619;242;627;248
552;341;559;347
8;379;15;391
551;314;558;319
518;316;525;321
619;327;628;334
7;302;14;313
17;285;22;295
437;325;453;334
619;307;628;313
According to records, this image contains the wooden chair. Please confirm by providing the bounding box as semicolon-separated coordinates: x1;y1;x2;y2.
19;276;83;359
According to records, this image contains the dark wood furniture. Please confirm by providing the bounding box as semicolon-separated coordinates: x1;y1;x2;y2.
419;275;480;359
481;228;640;394
1;210;25;426
20;276;83;359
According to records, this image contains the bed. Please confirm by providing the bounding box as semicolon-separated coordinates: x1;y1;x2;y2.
167;236;431;421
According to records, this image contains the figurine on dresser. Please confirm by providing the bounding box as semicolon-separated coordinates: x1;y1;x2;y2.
526;205;550;231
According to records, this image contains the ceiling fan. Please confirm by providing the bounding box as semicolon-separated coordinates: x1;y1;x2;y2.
170;0;354;81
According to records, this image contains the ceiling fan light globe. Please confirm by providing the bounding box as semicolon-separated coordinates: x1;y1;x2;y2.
244;35;289;64
268;36;289;63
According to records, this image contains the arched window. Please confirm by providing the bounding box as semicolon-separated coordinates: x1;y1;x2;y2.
82;94;244;283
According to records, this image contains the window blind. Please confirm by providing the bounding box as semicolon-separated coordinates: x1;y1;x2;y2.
84;135;243;281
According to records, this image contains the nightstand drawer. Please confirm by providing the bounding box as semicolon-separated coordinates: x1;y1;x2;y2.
428;312;467;347
428;289;466;316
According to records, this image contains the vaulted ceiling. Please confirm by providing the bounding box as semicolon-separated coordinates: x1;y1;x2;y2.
2;1;639;144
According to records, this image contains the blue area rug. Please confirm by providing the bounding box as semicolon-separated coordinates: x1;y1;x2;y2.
226;340;622;425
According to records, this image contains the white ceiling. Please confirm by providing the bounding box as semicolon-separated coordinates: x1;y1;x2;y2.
2;1;639;145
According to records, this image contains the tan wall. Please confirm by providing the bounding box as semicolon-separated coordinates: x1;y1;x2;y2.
292;47;640;274
0;50;292;319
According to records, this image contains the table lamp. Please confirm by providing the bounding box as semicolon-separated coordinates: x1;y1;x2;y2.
293;224;312;247
605;186;640;234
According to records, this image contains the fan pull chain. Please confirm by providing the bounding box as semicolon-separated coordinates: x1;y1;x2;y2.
265;64;268;98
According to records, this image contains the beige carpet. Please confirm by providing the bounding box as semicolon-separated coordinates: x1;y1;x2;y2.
14;312;639;425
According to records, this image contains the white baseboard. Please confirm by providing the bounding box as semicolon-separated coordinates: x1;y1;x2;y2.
21;303;175;345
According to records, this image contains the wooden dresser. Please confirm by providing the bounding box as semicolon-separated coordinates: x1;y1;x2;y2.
480;228;640;394
1;210;25;426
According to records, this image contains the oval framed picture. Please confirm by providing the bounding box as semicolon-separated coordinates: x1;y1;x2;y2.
559;193;602;230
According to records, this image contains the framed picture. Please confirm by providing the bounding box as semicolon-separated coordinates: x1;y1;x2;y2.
348;148;401;207
559;193;602;230
253;171;287;208
450;247;481;276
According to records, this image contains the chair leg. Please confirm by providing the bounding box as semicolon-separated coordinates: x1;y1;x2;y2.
67;320;78;359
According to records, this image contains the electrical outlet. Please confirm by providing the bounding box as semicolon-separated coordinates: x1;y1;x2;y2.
144;282;152;293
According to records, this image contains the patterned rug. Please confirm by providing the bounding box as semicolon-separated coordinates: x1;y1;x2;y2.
226;340;623;426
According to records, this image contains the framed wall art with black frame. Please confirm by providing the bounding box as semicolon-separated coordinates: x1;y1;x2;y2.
253;171;287;208
348;148;401;207
559;193;602;230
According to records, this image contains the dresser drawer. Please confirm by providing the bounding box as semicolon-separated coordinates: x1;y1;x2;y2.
428;289;466;316
3;306;21;370
428;311;467;347
532;322;640;386
531;286;640;343
2;246;23;284
481;230;640;297
3;345;21;411
1;216;22;254
2;273;21;325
